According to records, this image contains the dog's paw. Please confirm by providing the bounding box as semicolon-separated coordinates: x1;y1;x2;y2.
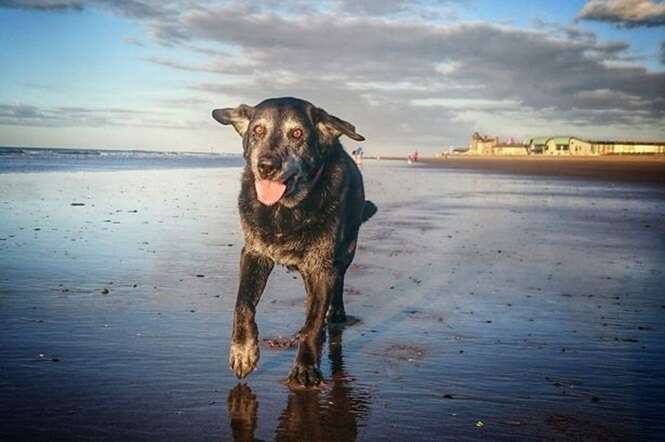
229;340;259;379
287;363;324;387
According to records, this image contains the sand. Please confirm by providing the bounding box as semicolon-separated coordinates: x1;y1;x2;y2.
1;162;664;440
393;155;665;185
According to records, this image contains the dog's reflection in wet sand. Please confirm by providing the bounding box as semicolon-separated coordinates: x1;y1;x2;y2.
227;384;259;442
227;325;370;441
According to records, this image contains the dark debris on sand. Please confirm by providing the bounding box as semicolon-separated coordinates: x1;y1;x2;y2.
261;336;299;350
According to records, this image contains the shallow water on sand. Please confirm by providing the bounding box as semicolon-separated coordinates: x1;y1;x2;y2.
1;161;664;441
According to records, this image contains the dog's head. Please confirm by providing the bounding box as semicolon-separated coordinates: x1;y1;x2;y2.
212;97;364;207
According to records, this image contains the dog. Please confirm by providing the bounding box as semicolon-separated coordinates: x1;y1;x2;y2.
212;97;377;387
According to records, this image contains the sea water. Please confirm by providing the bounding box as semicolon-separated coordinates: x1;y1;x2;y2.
0;146;243;173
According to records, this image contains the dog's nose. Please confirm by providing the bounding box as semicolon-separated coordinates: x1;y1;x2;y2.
257;156;282;178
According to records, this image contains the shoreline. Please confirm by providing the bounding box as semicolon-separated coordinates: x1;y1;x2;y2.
374;155;665;185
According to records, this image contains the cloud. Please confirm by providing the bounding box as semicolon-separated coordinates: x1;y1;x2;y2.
97;0;172;19
334;0;461;16
157;97;211;107
0;0;82;10
0;103;204;129
0;0;179;18
145;55;259;75
172;9;664;124
336;0;410;15
411;98;523;110
578;0;665;27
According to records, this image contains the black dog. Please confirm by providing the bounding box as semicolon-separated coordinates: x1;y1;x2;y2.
212;97;376;386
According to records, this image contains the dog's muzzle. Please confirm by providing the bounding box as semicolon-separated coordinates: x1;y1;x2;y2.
256;155;282;180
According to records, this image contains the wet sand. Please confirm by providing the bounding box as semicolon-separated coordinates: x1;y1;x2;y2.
390;155;665;185
1;163;664;441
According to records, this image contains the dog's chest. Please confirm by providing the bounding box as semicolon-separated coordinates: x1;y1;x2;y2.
242;216;334;268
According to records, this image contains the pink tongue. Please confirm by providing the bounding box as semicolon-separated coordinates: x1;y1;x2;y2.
255;179;287;206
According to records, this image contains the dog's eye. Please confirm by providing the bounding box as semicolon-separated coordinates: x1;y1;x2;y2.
290;128;303;140
253;125;265;136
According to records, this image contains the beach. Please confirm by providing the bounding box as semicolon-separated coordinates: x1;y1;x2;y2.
1;158;665;441
406;155;665;185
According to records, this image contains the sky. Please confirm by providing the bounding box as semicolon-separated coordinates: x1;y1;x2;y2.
0;0;664;154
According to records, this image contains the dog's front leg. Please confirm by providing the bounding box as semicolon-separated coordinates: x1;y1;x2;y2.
229;248;274;379
289;268;338;386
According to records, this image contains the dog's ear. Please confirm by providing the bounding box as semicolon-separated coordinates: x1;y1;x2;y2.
313;107;365;143
212;105;255;137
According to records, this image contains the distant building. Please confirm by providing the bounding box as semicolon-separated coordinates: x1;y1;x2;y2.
540;136;595;155
493;144;529;156
592;141;665;155
469;132;499;155
468;132;528;155
570;138;595;155
526;137;549;155
525;136;665;156
466;133;665;156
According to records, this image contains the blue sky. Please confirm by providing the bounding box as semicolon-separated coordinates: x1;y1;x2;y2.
1;0;664;154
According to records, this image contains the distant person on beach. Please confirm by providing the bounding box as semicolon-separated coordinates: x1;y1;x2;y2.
352;145;364;165
408;150;418;163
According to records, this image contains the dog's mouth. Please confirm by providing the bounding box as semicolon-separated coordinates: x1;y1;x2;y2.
254;164;323;207
254;173;299;206
254;179;286;206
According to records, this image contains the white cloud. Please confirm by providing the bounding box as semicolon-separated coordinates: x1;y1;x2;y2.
411;98;522;110
0;0;83;10
578;0;665;27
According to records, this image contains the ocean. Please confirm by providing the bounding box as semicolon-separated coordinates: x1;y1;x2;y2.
0;146;244;173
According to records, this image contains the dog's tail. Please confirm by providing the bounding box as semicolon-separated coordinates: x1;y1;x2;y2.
362;200;378;223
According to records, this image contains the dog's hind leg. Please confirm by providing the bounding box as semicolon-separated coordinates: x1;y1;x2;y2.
328;270;347;323
289;268;338;387
229;248;274;380
328;236;358;323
